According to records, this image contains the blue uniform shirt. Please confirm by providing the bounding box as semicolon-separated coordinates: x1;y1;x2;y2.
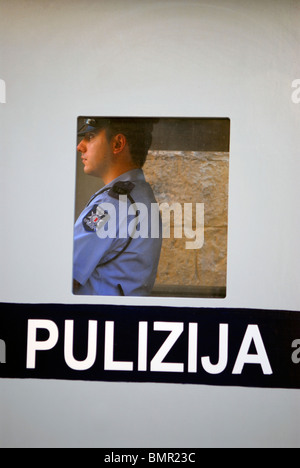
73;169;162;296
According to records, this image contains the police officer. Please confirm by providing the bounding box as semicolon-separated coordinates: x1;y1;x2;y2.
73;117;162;296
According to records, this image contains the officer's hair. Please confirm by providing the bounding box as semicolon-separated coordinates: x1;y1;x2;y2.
105;118;156;168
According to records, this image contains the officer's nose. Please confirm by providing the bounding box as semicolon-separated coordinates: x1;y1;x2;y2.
77;139;86;153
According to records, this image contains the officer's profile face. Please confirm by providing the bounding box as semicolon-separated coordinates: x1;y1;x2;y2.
77;128;112;179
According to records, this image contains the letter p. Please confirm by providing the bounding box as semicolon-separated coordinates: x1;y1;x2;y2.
26;320;59;369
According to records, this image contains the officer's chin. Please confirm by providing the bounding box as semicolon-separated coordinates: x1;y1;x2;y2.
84;166;98;178
83;165;91;174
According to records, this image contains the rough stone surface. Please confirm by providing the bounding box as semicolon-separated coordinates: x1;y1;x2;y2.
143;151;229;289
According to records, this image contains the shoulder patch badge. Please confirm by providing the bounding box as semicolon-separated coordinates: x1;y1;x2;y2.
82;204;110;232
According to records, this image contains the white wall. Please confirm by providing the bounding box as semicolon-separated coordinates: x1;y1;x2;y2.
0;0;299;448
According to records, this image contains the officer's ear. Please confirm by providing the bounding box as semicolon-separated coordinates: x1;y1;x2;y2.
112;133;127;155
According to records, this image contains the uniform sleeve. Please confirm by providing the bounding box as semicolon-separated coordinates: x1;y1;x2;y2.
73;197;123;285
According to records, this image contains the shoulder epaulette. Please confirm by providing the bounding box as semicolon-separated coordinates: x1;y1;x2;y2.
108;181;135;200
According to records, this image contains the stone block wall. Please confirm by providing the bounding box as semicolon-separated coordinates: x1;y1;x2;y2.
143;150;229;296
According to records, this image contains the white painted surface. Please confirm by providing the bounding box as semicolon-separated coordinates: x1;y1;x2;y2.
0;0;299;448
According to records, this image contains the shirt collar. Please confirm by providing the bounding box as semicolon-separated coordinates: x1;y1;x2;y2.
104;169;145;188
86;169;145;207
